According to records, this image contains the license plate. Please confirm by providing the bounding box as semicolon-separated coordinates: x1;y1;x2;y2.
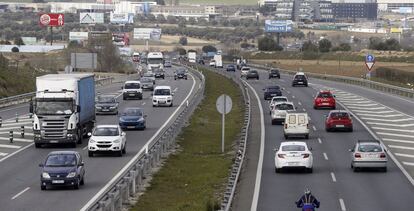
368;154;378;158
288;162;298;166
129;94;135;96
336;125;345;128
102;109;109;112
322;103;329;105
271;94;276;96
50;140;58;143
159;101;166;104
127;126;135;129
298;82;303;84
52;180;64;184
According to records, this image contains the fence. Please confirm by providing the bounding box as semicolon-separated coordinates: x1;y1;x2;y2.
85;65;206;211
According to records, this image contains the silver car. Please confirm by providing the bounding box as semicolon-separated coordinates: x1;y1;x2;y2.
350;140;387;172
140;77;154;91
143;72;156;84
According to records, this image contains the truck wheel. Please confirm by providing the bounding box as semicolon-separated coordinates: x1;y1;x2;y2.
117;150;123;157
74;178;80;189
88;151;93;157
70;142;77;148
41;184;46;190
77;130;83;144
123;96;127;100
35;143;41;148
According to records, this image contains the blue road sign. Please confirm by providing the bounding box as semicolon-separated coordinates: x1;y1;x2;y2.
265;20;293;33
366;54;375;62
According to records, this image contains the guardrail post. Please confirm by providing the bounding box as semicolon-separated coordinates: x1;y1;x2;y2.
9;131;13;143
0;117;2;127
21;126;24;138
108;192;116;211
129;170;136;196
15;113;18;123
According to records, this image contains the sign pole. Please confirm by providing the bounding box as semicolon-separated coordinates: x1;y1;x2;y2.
50;26;53;46
222;95;226;153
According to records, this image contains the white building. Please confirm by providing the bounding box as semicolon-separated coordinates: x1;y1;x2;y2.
377;0;414;12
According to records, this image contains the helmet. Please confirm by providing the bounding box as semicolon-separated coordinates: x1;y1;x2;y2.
304;188;311;195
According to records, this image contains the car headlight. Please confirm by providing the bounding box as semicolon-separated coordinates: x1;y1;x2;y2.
42;172;50;179
110;106;117;109
89;138;96;143
113;139;121;143
67;172;76;178
95;106;101;109
67;133;74;137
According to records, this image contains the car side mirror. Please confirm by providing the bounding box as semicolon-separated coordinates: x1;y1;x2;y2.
282;88;285;90
77;105;81;112
295;107;298;109
121;132;126;136
309;147;313;151
350;114;353;117
273;148;279;152
333;95;336;98
79;162;84;166
87;132;92;137
172;93;175;96
39;163;44;167
349;149;354;152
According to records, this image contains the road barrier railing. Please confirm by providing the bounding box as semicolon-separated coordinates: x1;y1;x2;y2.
85;65;205;211
249;63;414;99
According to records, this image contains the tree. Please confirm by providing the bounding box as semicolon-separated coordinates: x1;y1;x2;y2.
174;47;186;55
179;36;188;45
11;47;19;52
156;14;166;24
167;16;177;24
202;45;217;53
302;41;318;52
332;43;351;52
318;38;332;52
258;36;282;51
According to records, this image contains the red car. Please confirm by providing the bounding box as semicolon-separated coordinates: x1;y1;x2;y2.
325;110;353;132
314;90;336;109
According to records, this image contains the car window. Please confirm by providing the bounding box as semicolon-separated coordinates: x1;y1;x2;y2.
318;93;333;98
274;98;287;102
268;87;280;92
330;112;349;118
358;144;382;152
295;75;306;80
93;127;119;136
141;78;151;82
298;115;306;124
271;69;279;73
282;145;305;151
288;115;296;124
144;73;154;77
176;69;186;74
154;89;171;96
276;104;294;110
97;96;115;103
125;83;140;89
45;154;77;167
123;108;143;116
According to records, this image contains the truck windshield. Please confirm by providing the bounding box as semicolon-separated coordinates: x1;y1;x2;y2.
36;100;73;115
147;58;163;64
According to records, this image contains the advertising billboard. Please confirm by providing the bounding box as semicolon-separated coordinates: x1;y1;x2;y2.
265;20;293;33
399;7;413;14
71;53;97;69
69;32;89;41
112;33;129;47
39;13;64;27
133;28;161;40
110;13;134;24
390;28;403;33
80;13;104;24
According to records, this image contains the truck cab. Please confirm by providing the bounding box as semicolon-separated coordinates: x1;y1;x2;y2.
147;52;164;71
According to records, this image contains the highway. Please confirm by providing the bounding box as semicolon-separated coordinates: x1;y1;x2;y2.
0;66;200;211
221;68;414;210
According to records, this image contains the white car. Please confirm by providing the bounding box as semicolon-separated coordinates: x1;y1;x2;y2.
269;96;288;114
152;86;173;107
209;60;216;66
240;67;250;77
87;125;126;157
122;81;143;100
274;141;313;173
284;113;310;139
271;102;295;125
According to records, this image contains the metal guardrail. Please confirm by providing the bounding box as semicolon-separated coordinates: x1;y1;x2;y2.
0;74;133;109
86;65;206;211
248;63;414;99
191;63;251;211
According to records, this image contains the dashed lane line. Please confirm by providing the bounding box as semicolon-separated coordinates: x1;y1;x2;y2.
339;199;347;211
395;153;414;159
318;138;322;144
323;153;329;160
0;152;8;156
330;172;337;182
11;187;30;200
361;117;414;123
389;145;414;151
378;132;414;138
0;144;21;149
312;125;317;131
373;127;414;133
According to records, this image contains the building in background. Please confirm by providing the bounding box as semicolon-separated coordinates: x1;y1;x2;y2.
165;0;179;6
332;0;377;20
150;5;221;20
377;0;414;13
259;0;295;20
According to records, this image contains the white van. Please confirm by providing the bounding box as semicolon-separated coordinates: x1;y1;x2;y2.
122;81;143;100
284;113;309;139
152;86;173;107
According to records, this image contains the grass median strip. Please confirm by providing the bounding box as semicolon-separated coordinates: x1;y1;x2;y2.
131;69;244;211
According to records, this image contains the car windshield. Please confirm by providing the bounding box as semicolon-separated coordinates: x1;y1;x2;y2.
147;58;163;64
282;145;306;151
141;78;152;82
271;69;279;73
242;67;250;71
268;87;280;92
358;144;382;152
93;127;119;136
154;89;171;96
97;96;115;103
249;70;257;74
330;112;349;118
295;75;306;80
144;73;154;77
45;154;76;167
125;83;140;89
318;93;333;98
273;98;287;102
176;69;186;74
35;100;73;115
123;108;143;116
276;104;294;110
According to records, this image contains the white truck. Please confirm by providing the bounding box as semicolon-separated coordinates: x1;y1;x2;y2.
30;74;96;148
214;54;223;68
147;52;164;71
188;52;196;63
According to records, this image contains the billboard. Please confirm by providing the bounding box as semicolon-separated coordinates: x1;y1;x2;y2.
110;13;134;24
265;20;293;33
69;32;89;41
399;7;413;14
39;13;64;27
71;53;97;69
80;13;104;24
112;33;129;47
390;28;403;33
133;28;161;40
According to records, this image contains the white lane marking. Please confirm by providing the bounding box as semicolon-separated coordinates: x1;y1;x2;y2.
357;113;404;118
0;152;8;156
11;187;30;200
303;108;306;112
312;126;317;131
330;172;337;182
339;198;347;211
0;137;32;143
81;71;198;211
298;102;302;106
0;132;34;136
0;122;33;127
389;145;414;151
318;138;322;144
367;122;414;127
308;116;311;121
83;146;88;150
343;103;379;107
395;153;414;159
0;104;28;113
403;162;414;166
0;126;32;131
323;153;328;160
382;138;414;144
244;80;265;211
346;106;387;110
292;95;295;99
280;79;285;82
0;144;21;149
378;132;414;138
0;143;34;163
354;110;394;114
173;87;178;92
373;127;414;133
361;117;414;122
340;100;372;104
142;102;146;105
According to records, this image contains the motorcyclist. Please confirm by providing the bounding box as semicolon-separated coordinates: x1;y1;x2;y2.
295;188;320;211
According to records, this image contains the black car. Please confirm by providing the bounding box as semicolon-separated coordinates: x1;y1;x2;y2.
154;69;165;79
95;95;119;115
174;68;188;80
292;73;308;87
164;60;172;68
246;70;259;80
263;86;283;100
269;68;281;79
226;64;236;72
39;151;85;190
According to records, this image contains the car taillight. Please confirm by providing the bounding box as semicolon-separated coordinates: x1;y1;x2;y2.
303;153;310;158
355;153;361;158
380;153;386;158
278;154;285;158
